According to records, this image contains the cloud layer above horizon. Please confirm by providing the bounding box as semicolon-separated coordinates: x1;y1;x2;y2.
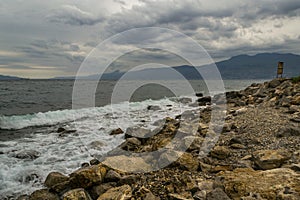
0;0;300;78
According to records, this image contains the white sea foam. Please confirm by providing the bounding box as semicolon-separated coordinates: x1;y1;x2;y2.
0;97;197;198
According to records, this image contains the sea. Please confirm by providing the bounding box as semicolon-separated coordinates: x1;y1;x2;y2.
0;79;268;199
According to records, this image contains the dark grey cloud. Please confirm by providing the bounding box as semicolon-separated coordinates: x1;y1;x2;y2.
47;5;104;26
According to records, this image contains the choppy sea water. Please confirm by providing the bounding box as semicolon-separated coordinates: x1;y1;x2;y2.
0;79;268;198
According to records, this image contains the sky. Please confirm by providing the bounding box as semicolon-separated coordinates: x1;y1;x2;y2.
0;0;300;78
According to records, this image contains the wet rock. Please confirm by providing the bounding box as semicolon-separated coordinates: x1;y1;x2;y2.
70;164;107;188
81;163;90;168
14;150;40;160
206;188;230;200
176;152;199;171
17;195;29;200
62;188;92;200
97;184;132;200
197;96;211;106
253;149;291;170
57;127;66;133
90;159;100;165
219;168;300;200
44;172;69;193
110;128;124;135
195;93;203;97
210;146;230;159
29;189;59;200
147;105;161;111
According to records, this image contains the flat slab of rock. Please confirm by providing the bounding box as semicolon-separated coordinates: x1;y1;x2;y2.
252;149;291;170
29;189;59;200
219;168;300;200
102;155;152;173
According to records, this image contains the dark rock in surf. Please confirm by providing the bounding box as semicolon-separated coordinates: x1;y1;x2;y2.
110;128;124;135
147;105;161;111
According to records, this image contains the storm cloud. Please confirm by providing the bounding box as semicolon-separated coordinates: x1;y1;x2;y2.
0;0;299;78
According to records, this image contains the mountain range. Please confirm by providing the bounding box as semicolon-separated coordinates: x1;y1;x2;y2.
1;53;299;80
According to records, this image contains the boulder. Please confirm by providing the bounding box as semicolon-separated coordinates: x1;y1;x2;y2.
62;188;92;200
97;185;132;200
89;183;116;200
210;146;230;159
104;170;121;182
70;164;107;188
176;152;199;171
44;172;70;193
120;137;142;151
29;189;59;200
110;128;124;135
219;168;300;200
252;149;291;170
268;79;281;88
291;96;300;105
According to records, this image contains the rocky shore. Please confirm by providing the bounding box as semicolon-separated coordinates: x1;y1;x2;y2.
17;78;300;200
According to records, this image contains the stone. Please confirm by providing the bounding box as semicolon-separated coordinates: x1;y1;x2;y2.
104;170;121;182
44;172;69;193
70;164;107;188
120;137;142;151
176;152;199;171
89;141;106;150
102;155;152;173
206;188;231;200
168;192;193;200
29;189;59;200
89;183;116;200
292;96;300;105
57;127;66;133
97;185;132;200
193;190;206;200
210;146;230;159
90;159;100;165
276;126;300;137
268;79;281;88
62;188;92;200
147;105;161;111
219;168;300;200
110;128;124;135
144;192;160;200
125;127;152;139
252;149;291;170
14;150;40;160
197;96;211;106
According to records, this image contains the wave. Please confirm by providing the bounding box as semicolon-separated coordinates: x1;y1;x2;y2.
0;97;192;130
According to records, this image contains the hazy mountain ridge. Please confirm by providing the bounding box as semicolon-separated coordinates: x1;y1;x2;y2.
1;53;299;80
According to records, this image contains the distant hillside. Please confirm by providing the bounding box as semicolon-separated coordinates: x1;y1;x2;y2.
0;75;24;80
215;53;300;79
52;53;300;80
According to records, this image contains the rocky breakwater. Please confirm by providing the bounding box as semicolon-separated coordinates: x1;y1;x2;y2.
17;78;300;200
